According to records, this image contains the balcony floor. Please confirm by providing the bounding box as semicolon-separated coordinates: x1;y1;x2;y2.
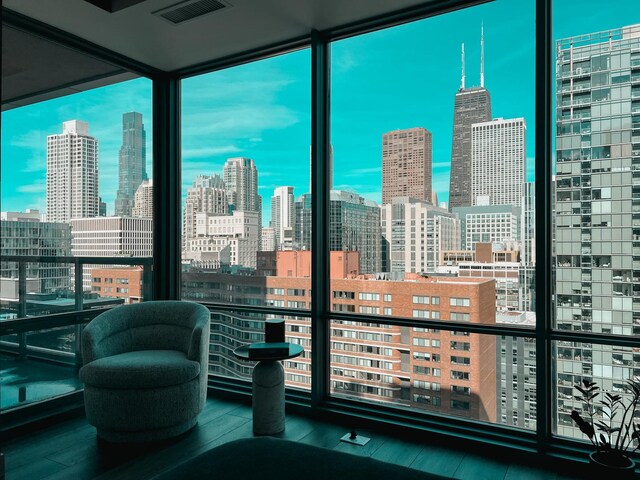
4;395;587;480
0;354;82;410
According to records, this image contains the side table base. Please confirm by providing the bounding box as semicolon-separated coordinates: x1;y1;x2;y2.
252;360;285;435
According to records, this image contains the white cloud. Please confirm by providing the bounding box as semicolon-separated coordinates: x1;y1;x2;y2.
344;166;381;176
182;145;241;159
17;182;46;194
21;156;47;173
432;161;451;169
182;105;299;139
334;49;360;74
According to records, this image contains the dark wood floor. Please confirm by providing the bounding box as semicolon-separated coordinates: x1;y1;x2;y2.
4;396;587;480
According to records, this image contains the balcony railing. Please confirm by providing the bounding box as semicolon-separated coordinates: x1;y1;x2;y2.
1;255;153;322
1;255;153;411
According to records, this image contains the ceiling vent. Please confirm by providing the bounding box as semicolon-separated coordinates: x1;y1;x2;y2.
153;0;230;25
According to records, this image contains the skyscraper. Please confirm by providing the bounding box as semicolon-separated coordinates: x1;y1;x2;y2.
46;120;99;223
222;157;261;212
270;186;294;250
452;204;520;251
382;127;432;204
294;193;312;251
99;197;107;217
554;23;640;439
471;118;526;207
115;112;147;217
449;29;492;209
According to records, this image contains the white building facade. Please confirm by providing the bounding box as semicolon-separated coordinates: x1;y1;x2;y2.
183;210;260;269
71;217;152;289
380;197;460;274
471;117;526;207
132;179;153;218
46;120;99;223
271;186;294;250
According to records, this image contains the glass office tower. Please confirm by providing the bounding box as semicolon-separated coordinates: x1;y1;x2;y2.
115;112;147;217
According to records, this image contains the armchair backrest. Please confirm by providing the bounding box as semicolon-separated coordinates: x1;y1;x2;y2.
82;301;210;365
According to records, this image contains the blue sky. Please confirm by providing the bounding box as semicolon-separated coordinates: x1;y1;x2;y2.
2;0;636;224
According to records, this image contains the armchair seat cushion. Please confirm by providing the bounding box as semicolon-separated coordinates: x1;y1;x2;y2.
80;350;200;389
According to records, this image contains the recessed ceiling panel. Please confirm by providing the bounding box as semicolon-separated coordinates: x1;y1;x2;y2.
2;24;134;111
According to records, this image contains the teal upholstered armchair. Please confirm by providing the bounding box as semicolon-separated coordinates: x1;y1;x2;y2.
79;301;210;442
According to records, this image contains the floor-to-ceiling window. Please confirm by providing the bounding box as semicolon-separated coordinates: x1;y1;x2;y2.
327;0;537;429
1;24;154;411
180;49;312;390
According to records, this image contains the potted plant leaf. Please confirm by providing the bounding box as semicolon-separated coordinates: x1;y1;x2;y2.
570;378;639;477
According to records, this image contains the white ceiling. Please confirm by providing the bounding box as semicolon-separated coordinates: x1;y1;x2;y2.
3;0;432;72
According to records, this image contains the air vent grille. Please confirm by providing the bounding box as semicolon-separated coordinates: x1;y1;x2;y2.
154;0;228;25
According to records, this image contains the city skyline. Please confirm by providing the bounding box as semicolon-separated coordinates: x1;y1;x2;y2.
0;1;634;223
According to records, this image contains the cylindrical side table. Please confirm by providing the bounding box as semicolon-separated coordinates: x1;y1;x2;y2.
233;343;304;435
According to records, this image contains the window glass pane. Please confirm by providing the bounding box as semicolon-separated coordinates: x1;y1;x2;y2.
330;320;536;430
330;0;536;330
180;49;311;308
1;78;154;308
554;341;637;441
211;310;311;391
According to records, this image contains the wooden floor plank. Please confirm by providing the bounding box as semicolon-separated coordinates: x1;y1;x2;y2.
5;457;68;480
504;464;558;480
93;413;251;480
410;444;466;477
298;422;346;449
453;452;509;480
274;413;321;442
369;437;423;467
5;421;93;470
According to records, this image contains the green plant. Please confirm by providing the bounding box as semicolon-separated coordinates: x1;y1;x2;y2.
570;378;640;456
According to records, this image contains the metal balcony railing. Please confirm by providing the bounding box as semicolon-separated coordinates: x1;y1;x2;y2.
1;255;153;366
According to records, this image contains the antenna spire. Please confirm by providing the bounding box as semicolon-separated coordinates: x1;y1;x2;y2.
461;43;465;89
480;22;485;88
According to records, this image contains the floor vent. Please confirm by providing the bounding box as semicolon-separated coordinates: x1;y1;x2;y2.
153;0;230;25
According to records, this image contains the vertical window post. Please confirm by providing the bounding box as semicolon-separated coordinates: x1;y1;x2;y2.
535;0;553;451
153;74;181;300
311;30;331;406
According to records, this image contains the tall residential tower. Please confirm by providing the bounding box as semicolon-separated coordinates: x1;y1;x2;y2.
46;120;99;222
223;157;261;212
554;23;640;439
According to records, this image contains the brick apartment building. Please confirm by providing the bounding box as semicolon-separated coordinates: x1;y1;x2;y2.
91;267;144;303
183;251;497;423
